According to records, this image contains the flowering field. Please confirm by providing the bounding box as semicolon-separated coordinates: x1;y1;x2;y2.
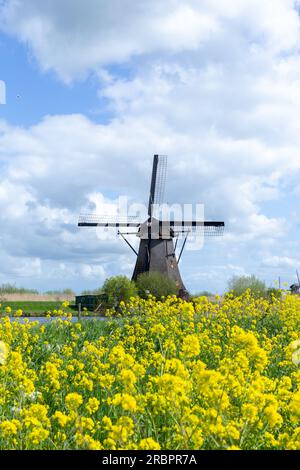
0;292;300;450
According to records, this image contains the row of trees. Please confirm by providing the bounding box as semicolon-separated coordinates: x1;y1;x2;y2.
0;284;75;296
0;273;282;307
94;273;282;309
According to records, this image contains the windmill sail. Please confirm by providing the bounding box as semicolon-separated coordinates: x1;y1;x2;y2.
165;220;224;236
148;155;167;217
153;155;167;206
78;214;141;227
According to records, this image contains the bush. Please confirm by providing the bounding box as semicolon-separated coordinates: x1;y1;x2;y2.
193;290;213;298
102;276;137;309
81;288;103;295
136;272;178;300
227;275;267;299
266;287;282;301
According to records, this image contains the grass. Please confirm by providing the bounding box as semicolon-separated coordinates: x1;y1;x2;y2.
0;301;75;316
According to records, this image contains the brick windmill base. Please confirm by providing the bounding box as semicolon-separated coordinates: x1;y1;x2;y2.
132;238;187;294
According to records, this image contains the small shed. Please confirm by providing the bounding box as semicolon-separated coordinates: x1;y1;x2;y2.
75;294;99;311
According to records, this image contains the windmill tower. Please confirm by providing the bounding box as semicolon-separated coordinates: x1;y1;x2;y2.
78;155;224;296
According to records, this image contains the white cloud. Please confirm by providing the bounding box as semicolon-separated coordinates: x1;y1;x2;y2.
79;264;106;280
261;256;300;269
0;110;296;292
0;0;218;81
1;0;299;81
0;0;300;291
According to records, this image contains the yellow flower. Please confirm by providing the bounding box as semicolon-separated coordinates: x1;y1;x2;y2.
264;432;278;447
138;438;161;450
75;434;102;450
289;390;300;421
292;349;300;366
290;340;300;365
0;291;300;449
181;334;200;358
65;392;83;411
23;404;50;429
0;341;8;365
103;437;116;449
242;403;258;424
14;309;23;317
86;397;100;415
78;416;95;432
119;369;137;390
290;340;300;350
0;420;18;437
28;427;49;446
264;405;282;428
53;411;70;427
111;393;137;412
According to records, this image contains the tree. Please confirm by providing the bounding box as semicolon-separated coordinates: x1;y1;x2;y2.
136;272;178;300
193;290;213;298
81;288;103;295
102;276;137;309
227;275;267;298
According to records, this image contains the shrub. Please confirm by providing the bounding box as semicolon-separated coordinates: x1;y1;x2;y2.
81;288;103;295
102;276;137;309
266;287;282;301
136;272;178;299
193;290;213;298
227;275;267;299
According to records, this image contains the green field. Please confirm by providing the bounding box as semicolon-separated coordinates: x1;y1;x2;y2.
0;301;76;316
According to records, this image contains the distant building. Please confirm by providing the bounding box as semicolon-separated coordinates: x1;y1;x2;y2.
290;284;300;295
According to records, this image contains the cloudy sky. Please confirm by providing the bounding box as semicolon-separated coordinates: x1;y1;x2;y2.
0;0;300;294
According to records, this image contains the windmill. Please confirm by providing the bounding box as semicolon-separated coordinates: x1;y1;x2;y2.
290;270;300;295
78;155;224;296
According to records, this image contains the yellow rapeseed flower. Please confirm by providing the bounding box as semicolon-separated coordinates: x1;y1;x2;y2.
0;341;8;365
65;392;83;411
86;397;100;415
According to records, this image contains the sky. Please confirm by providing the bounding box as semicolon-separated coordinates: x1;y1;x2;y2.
0;0;300;294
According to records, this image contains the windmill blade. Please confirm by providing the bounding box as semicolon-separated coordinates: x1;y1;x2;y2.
148;154;168;217
153;155;167;206
160;220;224;236
78;213;141;227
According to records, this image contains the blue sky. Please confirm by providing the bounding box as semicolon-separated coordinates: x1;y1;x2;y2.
0;34;107;126
0;0;300;294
